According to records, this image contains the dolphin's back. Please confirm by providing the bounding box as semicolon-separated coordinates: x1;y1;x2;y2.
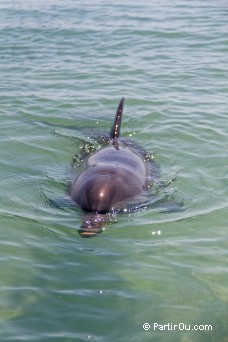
70;97;147;214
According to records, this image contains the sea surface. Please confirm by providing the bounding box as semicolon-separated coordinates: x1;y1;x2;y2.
0;1;227;341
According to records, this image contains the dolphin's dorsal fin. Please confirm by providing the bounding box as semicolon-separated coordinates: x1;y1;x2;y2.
110;97;124;139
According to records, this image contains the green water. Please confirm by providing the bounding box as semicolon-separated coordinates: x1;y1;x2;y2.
0;1;227;341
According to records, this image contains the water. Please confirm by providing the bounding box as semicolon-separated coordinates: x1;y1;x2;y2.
0;1;228;341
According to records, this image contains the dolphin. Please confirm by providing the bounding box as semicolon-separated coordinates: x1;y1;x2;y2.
70;98;154;237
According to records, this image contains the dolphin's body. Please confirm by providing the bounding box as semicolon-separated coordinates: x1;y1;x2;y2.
70;98;154;236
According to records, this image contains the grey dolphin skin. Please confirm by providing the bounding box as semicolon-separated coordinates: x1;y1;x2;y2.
70;98;149;237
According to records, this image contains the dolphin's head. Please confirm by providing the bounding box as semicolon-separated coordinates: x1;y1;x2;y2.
71;166;119;213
